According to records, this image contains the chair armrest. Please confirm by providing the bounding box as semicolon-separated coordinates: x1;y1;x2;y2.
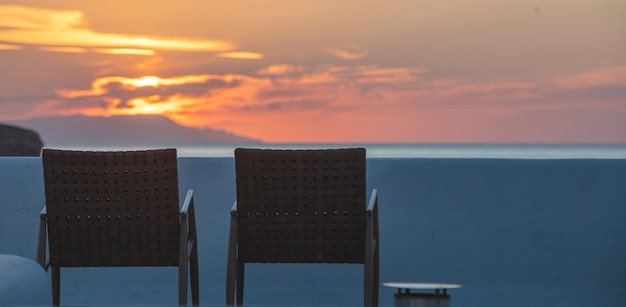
365;189;379;241
230;200;238;216
366;189;378;213
37;206;48;270
179;189;197;261
181;189;194;215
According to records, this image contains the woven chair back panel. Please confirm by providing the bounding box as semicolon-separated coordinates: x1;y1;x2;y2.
42;149;180;267
235;148;366;264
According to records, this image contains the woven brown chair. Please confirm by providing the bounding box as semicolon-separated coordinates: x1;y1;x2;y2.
36;148;199;306
226;148;379;306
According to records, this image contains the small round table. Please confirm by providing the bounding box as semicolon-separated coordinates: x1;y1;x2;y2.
0;254;51;305
383;282;462;307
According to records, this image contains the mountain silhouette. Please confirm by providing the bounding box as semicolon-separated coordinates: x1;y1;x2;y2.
8;115;261;146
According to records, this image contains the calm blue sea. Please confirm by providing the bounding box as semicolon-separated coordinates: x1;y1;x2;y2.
59;143;626;159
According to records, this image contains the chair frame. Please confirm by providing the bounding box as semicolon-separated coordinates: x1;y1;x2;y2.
226;148;379;306
36;149;199;306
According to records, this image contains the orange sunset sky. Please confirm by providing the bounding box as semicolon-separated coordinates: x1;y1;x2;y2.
1;0;625;143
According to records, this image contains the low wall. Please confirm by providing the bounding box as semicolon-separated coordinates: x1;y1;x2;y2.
1;157;625;306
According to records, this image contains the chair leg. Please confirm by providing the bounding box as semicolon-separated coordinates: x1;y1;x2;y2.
52;266;60;306
226;214;238;306
364;243;379;306
374;245;379;307
179;259;188;306
364;263;372;307
236;262;245;306
226;259;235;305
190;244;199;306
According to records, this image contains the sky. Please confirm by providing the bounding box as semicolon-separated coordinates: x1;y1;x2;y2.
0;0;625;143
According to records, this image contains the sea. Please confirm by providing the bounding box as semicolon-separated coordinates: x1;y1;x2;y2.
56;143;626;159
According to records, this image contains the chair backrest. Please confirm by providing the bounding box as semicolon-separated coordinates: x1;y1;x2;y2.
42;149;180;267
234;148;367;264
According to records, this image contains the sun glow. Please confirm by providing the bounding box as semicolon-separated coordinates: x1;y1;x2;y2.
94;48;155;55
57;74;217;98
126;96;178;114
131;76;160;87
218;52;264;59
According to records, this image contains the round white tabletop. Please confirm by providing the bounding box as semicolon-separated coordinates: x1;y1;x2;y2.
0;254;51;305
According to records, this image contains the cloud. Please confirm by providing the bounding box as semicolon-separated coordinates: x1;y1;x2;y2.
256;64;306;75
94;48;155;56
553;66;626;89
0;5;84;30
4;61;624;143
49;63;534;122
40;46;86;53
0;44;21;50
52;74;258;122
324;43;368;60
218;52;264;59
353;66;427;86
0;5;233;54
57;75;222;98
44;65;423;125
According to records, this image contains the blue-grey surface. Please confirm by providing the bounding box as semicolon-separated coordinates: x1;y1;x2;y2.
1;157;625;306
